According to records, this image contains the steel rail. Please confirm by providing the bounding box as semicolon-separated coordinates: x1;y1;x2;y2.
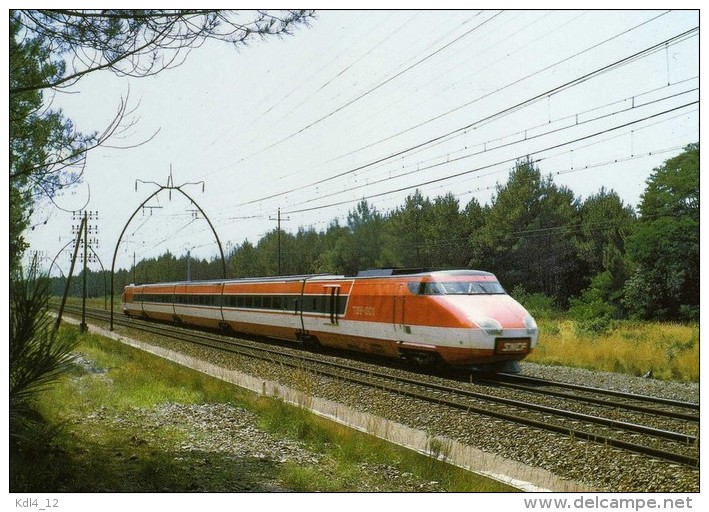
496;372;699;411
64;306;699;468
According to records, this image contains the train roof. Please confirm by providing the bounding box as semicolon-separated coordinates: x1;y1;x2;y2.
356;268;495;278
125;269;497;288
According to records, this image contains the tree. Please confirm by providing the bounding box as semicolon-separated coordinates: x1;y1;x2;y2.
11;10;314;93
9;9;314;271
577;188;635;278
574;188;635;316
339;200;388;274
463;196;487;269
9;14;94;272
623;144;699;320
385;190;433;269
311;220;349;273
426;193;469;269
480;158;584;304
10;270;78;445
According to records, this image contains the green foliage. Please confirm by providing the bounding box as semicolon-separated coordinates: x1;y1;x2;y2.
510;285;556;318
10;270;78;445
478;158;585;305
13;334;511;492
576;188;634;281
9;13;95;271
46;147;700;326
569;270;624;335
9;9;313;282
623;143;699;320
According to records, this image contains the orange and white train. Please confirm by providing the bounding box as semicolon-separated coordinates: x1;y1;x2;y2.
122;269;538;372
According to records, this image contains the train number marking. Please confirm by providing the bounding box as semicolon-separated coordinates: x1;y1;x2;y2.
352;305;375;317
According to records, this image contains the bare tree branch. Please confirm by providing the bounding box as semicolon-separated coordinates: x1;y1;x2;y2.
10;9;315;95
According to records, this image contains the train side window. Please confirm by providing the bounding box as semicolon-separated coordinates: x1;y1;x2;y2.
422;282;444;295
337;294;347;315
408;282;424;295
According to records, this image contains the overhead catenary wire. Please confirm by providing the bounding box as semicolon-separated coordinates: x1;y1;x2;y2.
223;10;678;194
276;88;697;211
229;26;697;212
222;11;501;168
203;12;420;156
279;101;696;215
68;12;695;266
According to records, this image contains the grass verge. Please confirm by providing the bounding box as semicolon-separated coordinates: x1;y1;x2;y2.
529;318;699;382
10;326;514;493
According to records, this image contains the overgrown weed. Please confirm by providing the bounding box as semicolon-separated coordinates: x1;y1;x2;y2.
530;319;698;382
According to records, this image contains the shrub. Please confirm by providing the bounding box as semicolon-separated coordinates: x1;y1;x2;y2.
510;285;556;318
569;272;618;335
10;270;78;446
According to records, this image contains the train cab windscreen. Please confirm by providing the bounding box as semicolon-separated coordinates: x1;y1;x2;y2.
409;280;506;295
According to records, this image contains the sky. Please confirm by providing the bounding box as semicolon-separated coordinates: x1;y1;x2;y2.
18;9;700;275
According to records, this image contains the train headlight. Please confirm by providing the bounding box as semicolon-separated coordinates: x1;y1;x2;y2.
475;317;503;336
524;316;538;335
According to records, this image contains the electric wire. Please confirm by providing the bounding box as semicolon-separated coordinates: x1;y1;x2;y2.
231;27;697;210
279;101;696;215
225;11;501;167
276;88;697;211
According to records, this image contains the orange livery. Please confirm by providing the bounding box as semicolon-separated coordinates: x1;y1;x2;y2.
122;269;538;372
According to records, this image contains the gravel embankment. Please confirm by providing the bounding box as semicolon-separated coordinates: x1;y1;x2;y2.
98;328;700;493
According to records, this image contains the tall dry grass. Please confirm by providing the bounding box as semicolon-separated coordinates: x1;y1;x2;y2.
528;319;699;382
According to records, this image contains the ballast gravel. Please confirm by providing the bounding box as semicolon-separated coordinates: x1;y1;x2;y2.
96;329;699;493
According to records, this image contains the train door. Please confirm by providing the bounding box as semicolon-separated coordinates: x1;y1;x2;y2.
393;283;410;339
217;281;226;330
319;284;341;325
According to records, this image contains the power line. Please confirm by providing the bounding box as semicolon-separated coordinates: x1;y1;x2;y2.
280;101;696;215
226;11;501;167
278;88;697;211
232;26;697;211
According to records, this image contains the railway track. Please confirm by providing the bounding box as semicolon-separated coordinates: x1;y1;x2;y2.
61;305;699;469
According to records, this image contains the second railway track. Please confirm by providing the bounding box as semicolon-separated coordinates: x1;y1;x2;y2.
62;305;700;471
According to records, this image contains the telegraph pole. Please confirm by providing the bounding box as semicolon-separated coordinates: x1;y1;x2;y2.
74;210;99;332
81;212;88;331
269;208;290;276
55;215;85;330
